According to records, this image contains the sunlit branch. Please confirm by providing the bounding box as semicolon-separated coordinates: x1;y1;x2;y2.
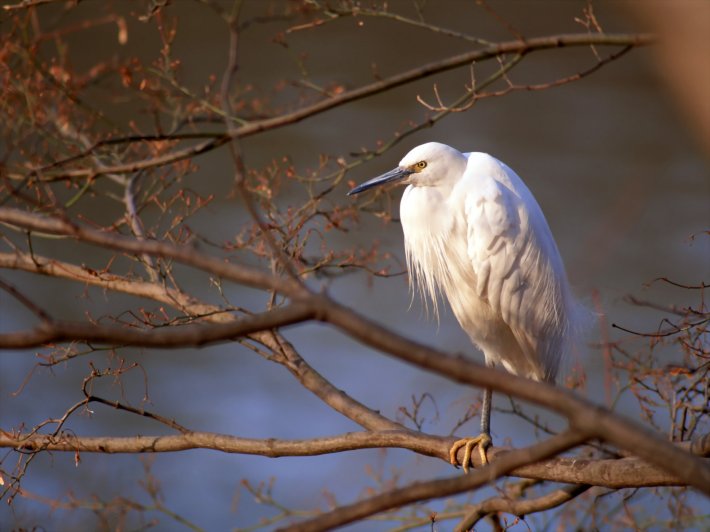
2;0;59;10
149;33;657;140
455;484;590;531
280;430;588;532
256;330;406;433
0;207;305;299
0;304;313;349
320;298;710;494
0;250;405;433
0;430;444;458
0;251;235;324
1;430;705;489
1;207;708;492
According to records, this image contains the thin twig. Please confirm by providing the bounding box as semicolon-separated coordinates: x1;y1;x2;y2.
32;33;654;180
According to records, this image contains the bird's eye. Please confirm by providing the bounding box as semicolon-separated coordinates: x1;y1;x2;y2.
415;161;427;170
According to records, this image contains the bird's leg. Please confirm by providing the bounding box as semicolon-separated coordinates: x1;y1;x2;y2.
449;387;493;473
480;385;492;436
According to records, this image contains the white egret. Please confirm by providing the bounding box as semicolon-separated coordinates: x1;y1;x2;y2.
348;142;581;472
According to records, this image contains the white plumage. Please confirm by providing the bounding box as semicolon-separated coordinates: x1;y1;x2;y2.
348;141;581;469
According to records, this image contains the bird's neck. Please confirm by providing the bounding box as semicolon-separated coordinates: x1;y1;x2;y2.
400;185;459;318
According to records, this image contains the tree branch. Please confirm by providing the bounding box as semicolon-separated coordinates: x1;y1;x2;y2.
0;250;405;433
279;430;589;532
0;207;305;299
2;208;708;493
0;430;443;458
320;299;710;495
1;430;706;489
0;250;240;325
254;330;406;433
0;304;314;349
456;483;590;531
33;33;654;180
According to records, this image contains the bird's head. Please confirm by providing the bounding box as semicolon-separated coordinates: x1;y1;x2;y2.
347;142;467;196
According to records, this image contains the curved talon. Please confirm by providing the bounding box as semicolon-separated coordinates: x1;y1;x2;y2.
449;433;492;473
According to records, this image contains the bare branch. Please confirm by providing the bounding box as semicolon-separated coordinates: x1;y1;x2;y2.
0;250;404;434
2;0;58;10
456;484;590;531
0;207;305;299
31;33;654;180
0;276;51;321
648;277;709;290
0;2;698;528
2;431;706;489
1;211;707;492
0;251;234;323
0;304;314;349
0;430;443;458
320;299;710;494
279;430;589;532
255;330;406;433
612;316;709;338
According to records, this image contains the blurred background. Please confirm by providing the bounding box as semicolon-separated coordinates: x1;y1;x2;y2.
1;0;708;530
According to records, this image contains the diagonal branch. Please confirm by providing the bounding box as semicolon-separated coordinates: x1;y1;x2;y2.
320;298;710;495
455;483;590;531
279;429;589;532
0;250;232;323
2;207;709;493
33;33;654;180
254;330;405;433
0;207;305;299
232;34;655;139
0;250;403;433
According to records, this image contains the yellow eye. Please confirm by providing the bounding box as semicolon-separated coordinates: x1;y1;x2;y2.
415;161;427;170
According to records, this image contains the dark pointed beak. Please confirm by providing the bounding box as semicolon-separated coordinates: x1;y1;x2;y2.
347;167;413;196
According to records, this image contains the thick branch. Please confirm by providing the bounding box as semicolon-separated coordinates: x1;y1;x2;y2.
280;430;588;532
2;210;708;492
320;299;710;495
1;430;443;458
2;430;705;489
1;210;708;492
0;250;405;433
0;304;313;349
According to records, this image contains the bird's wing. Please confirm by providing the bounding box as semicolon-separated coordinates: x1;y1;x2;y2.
463;165;525;327
462;154;554;377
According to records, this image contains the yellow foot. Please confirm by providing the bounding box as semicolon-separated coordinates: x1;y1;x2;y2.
449;433;492;473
